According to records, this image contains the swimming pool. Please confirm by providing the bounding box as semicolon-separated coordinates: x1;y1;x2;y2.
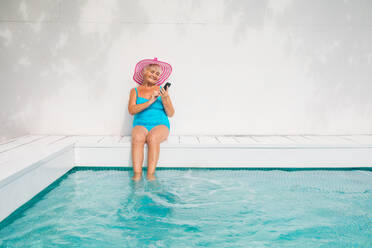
0;168;371;247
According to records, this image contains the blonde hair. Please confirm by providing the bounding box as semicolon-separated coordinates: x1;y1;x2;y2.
142;63;162;74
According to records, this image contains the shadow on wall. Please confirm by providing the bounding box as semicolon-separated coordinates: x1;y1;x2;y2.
223;0;269;42
1;0;372;140
0;0;149;140
222;0;372;130
274;0;372;126
121;97;133;136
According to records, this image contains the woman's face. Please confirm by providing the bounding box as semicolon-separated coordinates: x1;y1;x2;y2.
143;66;162;85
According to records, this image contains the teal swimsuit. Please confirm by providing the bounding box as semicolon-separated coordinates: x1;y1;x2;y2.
133;86;170;131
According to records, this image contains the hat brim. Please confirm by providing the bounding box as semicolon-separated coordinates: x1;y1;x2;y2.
133;58;172;86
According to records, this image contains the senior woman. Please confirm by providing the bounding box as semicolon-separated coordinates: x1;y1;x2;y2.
128;58;175;181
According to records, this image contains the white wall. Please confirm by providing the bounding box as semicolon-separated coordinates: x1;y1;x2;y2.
1;0;372;141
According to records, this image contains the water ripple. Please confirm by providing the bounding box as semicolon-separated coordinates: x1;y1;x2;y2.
0;169;371;247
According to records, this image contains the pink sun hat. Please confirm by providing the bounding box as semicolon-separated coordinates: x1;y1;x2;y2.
133;57;172;86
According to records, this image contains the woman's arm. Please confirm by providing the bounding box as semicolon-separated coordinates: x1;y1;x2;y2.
128;88;158;115
160;88;175;117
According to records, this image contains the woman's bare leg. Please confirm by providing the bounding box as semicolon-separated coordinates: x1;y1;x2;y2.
146;125;170;180
131;126;148;181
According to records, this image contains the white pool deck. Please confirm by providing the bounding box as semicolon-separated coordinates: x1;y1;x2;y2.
1;134;372;223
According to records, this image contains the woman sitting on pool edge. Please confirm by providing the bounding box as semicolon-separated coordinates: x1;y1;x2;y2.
128;58;175;181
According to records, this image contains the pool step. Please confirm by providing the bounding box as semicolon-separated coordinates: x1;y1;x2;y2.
0;136;75;223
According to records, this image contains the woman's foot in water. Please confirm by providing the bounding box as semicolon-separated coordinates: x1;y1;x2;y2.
147;173;156;181
132;172;142;181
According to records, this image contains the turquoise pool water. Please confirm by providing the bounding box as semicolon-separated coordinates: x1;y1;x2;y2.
0;168;371;247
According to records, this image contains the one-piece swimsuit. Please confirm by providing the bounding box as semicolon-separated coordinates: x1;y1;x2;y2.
133;86;170;131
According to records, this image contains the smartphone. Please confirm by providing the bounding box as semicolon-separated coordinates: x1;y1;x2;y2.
163;82;171;91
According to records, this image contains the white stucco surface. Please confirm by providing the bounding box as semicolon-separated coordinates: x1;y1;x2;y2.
1;0;372;141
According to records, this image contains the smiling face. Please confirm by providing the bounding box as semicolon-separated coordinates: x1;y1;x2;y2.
142;64;162;86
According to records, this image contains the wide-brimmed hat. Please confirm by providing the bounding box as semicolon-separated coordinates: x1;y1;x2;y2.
133;57;172;86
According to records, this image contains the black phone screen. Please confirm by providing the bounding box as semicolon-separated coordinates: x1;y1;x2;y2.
164;82;171;90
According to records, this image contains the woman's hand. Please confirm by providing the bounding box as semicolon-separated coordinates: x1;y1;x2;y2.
160;86;174;117
159;87;169;98
149;89;160;103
